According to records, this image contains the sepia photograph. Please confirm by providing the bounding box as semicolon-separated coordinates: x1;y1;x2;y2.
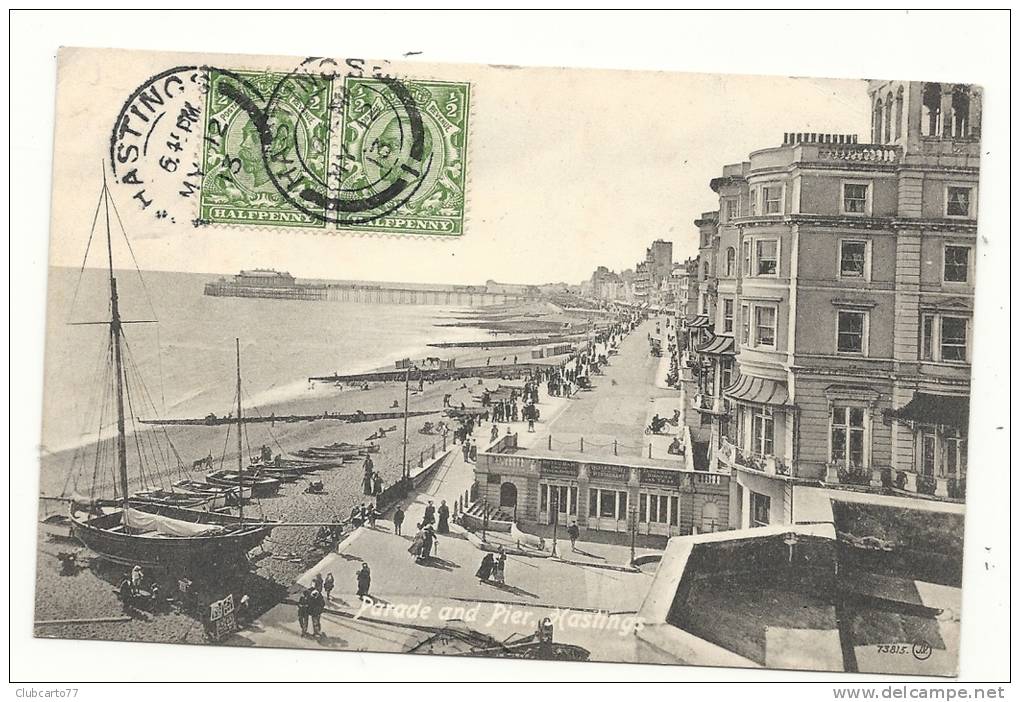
9;9;1011;691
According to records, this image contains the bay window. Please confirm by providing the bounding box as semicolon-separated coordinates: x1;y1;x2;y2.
754;305;777;349
756;240;778;276
750;406;774;456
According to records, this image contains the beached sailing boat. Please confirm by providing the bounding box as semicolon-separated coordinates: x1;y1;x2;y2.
68;173;274;569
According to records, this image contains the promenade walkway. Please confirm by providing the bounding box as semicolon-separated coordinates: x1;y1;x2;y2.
529;316;685;463
235;320;683;661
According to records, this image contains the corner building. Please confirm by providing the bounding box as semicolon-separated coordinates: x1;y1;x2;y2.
695;80;979;527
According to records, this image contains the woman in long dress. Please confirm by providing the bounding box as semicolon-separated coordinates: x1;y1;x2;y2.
408;524;425;561
475;553;494;582
492;548;506;585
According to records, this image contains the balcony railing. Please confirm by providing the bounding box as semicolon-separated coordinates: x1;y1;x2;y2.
693;392;729;415
723;443;791;477
891;470;966;501
816;144;899;163
830;460;871;486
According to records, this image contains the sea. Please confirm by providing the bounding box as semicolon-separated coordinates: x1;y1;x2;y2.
40;267;492;455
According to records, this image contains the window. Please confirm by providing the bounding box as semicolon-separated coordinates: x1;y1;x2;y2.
720;358;733;390
750;492;771;528
588;489;598;518
944;245;970;283
842;182;870;215
945;429;967;477
873;97;884;143
751;406;774;456
884;91;893;143
750;188;759;216
701;501;719;533
740;303;750;345
941;317;968;362
763;184;782;214
754;305;777;349
756;240;778;276
725;247;736;277
920;429;969;479
742;240;752;275
839;240;868;278
599;490;616;518
921;432;937;477
726;199;739;221
894;87;904;140
722;298;734;333
945;186;973;218
951;86;970;138
921;313;970;363
922;83;942;137
831;406;866;467
837;310;867;354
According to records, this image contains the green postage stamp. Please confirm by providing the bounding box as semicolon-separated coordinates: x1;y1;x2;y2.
199;69;470;236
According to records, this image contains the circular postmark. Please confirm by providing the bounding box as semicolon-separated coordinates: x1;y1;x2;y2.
912;641;933;660
109;66;210;224
205;58;432;227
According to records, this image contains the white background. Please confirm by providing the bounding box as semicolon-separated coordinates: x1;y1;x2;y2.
6;8;1013;690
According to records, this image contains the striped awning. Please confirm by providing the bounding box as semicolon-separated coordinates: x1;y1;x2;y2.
724;375;790;406
684;314;710;328
887;392;969;428
695;335;735;356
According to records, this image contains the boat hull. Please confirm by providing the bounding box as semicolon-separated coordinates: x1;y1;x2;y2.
69;503;273;569
205;471;281;498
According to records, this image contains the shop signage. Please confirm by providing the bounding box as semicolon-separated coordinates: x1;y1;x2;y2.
588;465;629;483
640;468;683;487
540;460;578;479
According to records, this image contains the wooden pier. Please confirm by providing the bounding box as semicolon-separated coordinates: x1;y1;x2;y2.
138;408;441;427
308;360;569;385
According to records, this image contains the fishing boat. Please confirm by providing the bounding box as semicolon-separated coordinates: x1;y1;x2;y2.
172;479;251;505
132;488;224;510
67;175;274;569
205;470;282;497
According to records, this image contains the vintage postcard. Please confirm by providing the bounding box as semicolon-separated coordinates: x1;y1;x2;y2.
36;46;981;676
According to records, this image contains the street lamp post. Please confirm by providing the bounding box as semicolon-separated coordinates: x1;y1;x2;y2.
401;363;416;482
550;491;559;558
629;505;638;565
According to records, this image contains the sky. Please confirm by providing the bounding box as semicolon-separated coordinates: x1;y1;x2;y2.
49;48;871;286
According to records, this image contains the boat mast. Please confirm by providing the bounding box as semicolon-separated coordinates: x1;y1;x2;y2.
102;170;131;511
236;338;244;522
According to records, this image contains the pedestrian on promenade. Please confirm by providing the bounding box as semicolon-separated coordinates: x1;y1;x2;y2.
491;424;499;442
424;501;436;526
476;553;494;582
306;586;325;636
437;500;450;534
367;503;378;529
409;524;425;561
419;525;436;562
312;572;324;593
393;506;405;535
297;588;311;636
568;522;580;551
323;573;334;602
356;563;372;600
492;547;506;585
